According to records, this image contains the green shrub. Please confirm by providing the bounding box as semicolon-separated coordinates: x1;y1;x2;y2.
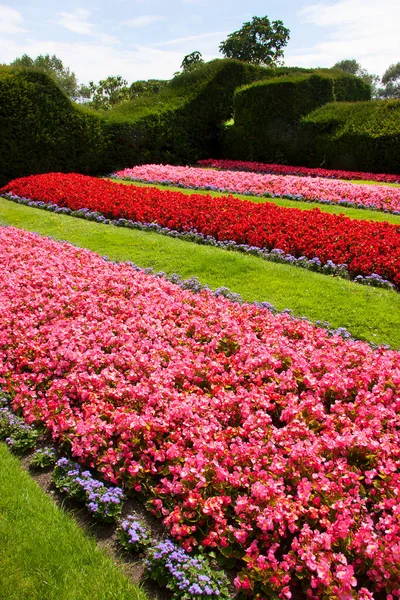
302;99;400;173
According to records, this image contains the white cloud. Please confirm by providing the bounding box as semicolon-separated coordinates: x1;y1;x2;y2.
299;0;397;27
292;0;400;75
151;31;224;57
56;9;95;35
53;9;119;45
153;31;225;47
124;15;165;28
0;37;193;83
0;4;26;34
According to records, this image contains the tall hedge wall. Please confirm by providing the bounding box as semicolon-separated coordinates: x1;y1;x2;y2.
0;60;279;185
3;62;396;185
0;68;111;186
104;60;286;166
302;99;400;173
223;72;371;164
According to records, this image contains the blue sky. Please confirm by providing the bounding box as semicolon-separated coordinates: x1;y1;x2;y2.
1;0;398;85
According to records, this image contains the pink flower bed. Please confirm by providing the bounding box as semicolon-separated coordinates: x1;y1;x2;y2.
1;226;400;599
112;163;400;214
198;159;400;185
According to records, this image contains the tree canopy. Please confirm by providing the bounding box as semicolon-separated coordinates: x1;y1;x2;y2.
129;79;167;98
84;75;130;110
180;51;204;72
379;62;400;98
219;16;290;67
332;58;379;96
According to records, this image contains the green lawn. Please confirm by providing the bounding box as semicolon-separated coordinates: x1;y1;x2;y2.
339;179;400;188
0;443;147;600
1;196;399;348
109;179;400;226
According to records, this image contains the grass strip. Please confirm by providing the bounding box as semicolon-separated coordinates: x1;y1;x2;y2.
0;443;147;600
1;196;399;348
109;179;400;226
339;179;400;188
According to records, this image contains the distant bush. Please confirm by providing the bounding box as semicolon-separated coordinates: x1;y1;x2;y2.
302;99;400;173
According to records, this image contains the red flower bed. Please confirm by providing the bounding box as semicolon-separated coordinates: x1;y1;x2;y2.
2;172;400;288
1;227;400;599
198;159;400;184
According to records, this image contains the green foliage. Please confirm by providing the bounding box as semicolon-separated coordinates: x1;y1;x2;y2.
104;59;272;165
330;71;371;101
30;447;58;469
2;56;394;183
86;75;130;110
9;53;81;100
382;62;400;85
332;58;379;96
129;79;167;98
180;51;204;72
379;62;400;99
379;81;400;99
0;404;39;455
332;59;360;75
219;15;290;66
224;71;370;163
302;99;400;173
0;67;110;185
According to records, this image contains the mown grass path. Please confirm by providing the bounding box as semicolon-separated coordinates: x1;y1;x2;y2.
1;196;399;348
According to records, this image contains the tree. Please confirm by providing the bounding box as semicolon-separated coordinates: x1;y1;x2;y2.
219;16;290;67
180;51;204;72
332;59;359;76
86;75;130;110
10;53;81;100
332;59;379;96
379;62;400;98
129;79;167;99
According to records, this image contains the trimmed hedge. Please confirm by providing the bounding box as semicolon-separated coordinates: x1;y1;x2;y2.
4;61;395;183
302;99;400;173
0;60;277;184
0;68;110;186
223;72;370;164
104;60;293;166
